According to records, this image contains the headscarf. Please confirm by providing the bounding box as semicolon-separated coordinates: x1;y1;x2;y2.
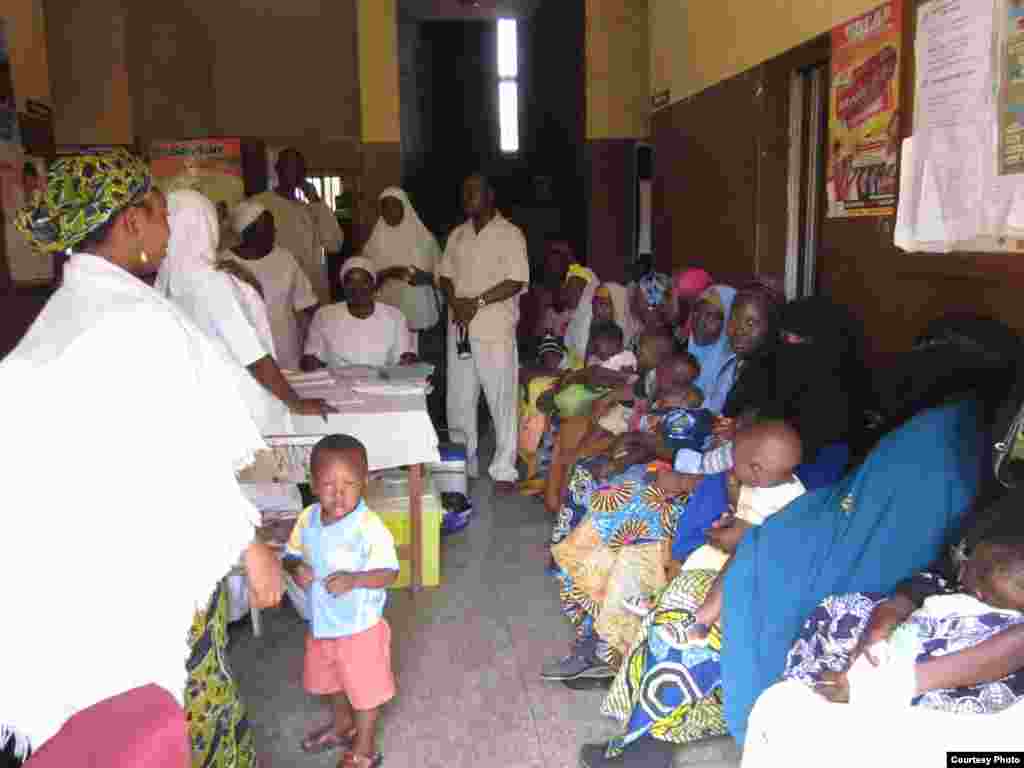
231;201;267;235
564;264;600;365
566;263;596;286
15;148;151;254
362;187;440;275
154;189;220;298
671;267;714;337
689;284;737;408
602;282;633;347
766;296;860;458
339;255;377;284
637;271;670;307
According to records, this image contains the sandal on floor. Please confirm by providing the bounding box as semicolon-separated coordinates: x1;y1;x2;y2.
340;750;384;768
300;724;356;754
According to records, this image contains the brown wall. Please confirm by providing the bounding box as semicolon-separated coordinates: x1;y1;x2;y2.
585;139;634;282
43;0;134;145
201;0;361;166
651;3;1024;361
127;4;216;145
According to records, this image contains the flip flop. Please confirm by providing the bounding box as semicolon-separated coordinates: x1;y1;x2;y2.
300;724;356;754
341;750;384;768
494;480;519;495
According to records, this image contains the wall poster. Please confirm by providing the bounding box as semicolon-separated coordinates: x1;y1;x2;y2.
1001;0;1024;174
827;0;903;218
1;20;55;283
149;138;245;212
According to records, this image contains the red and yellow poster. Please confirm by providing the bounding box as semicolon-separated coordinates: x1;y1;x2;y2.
149;138;245;209
828;1;902;218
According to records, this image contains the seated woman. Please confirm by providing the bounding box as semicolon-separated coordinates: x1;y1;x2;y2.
784;535;1024;708
686;284;737;415
677;291;859;479
721;398;988;747
542;328;676;516
518;335;568;493
741;537;1024;768
626;269;673;353
302;256;418;369
560;264;599;366
156;190;333;433
667;267;714;348
539;367;715;683
548;351;704;544
574;423;805;767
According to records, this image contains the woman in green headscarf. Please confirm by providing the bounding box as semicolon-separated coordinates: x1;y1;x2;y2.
3;150;282;768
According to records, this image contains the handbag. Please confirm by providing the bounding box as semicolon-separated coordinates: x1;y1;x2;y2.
399;282;442;331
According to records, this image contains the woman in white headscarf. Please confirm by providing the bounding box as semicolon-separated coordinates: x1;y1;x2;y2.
562;264;599;368
155;189;333;433
225;200;320;371
363;187;442;330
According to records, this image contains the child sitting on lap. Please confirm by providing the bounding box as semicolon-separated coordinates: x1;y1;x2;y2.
789;536;1024;711
285;434;399;768
630;422;805;632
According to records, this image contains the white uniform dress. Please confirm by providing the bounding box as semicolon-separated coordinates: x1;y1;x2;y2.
223;245;318;370
438;212;529;481
155;190;292;435
304;302;411;368
249;191;344;305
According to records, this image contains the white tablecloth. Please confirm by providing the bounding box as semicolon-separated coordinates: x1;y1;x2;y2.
269;372;440;471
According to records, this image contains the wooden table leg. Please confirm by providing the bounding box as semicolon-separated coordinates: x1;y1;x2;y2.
408;463;424;591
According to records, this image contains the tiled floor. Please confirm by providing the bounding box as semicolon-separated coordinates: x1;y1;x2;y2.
231;466;621;768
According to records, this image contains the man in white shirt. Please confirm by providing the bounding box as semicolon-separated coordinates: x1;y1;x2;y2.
302;257;415;370
438;174;529;491
250;148;344;304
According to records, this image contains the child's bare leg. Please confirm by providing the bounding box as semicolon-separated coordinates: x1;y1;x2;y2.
351;706;380;757
333;693;356;735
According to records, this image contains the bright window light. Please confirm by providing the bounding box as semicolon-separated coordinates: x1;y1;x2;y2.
497;18;518;78
499;80;520;153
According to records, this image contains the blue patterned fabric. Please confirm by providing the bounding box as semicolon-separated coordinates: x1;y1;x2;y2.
783;580;1024;714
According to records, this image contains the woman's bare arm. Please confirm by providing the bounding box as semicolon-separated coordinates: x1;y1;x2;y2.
915;625;1024;694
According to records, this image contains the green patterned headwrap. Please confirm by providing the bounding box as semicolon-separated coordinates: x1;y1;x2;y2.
15;149;152;254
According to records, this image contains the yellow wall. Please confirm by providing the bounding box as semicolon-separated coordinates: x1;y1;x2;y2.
357;0;400;143
650;0;884;105
586;0;649;139
3;0;51;110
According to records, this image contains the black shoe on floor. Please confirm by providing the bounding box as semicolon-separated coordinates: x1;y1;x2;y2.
579;737;674;768
579;743;618;768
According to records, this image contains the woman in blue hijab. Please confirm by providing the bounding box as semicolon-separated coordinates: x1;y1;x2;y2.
721;399;984;745
687;285;736;414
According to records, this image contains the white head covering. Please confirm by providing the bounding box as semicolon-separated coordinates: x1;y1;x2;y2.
155;190;220;298
232;200;267;235
340;255;377;284
564;265;601;365
362;187;440;274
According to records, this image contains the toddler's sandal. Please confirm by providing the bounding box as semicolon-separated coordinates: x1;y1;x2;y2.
301;724;356;754
340;750;383;768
